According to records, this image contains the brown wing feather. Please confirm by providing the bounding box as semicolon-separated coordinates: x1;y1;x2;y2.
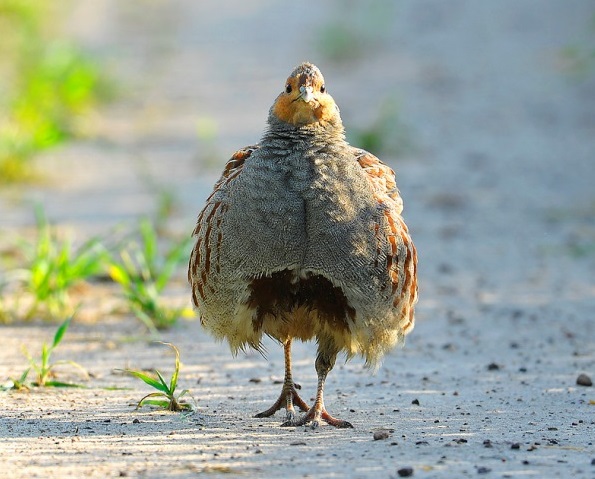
188;145;259;313
354;149;418;333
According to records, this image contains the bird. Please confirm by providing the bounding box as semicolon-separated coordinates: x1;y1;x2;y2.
188;62;417;428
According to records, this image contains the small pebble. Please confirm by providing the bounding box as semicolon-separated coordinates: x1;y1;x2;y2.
373;430;390;441
511;443;520;450
397;467;414;477
487;363;500;371
477;466;491;474
411;399;420;405
576;373;592;387
132;419;140;424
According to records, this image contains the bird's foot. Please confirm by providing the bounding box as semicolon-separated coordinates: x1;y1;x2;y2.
254;383;309;422
281;406;353;429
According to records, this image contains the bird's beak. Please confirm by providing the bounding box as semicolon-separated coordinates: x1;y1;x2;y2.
298;85;315;103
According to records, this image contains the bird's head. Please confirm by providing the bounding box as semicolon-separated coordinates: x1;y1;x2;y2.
271;62;341;128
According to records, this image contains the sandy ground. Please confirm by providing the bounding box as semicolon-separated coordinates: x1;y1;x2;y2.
1;1;594;478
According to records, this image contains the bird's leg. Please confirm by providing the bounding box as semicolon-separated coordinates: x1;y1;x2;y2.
254;339;309;422
282;348;353;429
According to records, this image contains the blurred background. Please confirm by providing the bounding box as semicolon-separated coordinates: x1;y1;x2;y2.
0;0;594;328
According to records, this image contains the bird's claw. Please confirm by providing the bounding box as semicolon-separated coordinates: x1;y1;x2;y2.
254;384;309;419
333;419;354;429
280;408;353;429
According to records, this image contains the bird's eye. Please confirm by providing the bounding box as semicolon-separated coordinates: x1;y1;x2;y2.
320;84;326;93
285;84;292;94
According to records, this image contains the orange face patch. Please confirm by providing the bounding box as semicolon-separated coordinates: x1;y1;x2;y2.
272;70;338;127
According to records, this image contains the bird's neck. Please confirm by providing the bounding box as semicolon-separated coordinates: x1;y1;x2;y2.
263;114;347;150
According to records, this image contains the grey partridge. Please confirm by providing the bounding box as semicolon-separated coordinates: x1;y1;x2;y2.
188;62;417;428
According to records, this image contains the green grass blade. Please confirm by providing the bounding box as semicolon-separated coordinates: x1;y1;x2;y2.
133;248;152;282
139;399;172;409
56;240;71;285
52;316;72;349
123;369;169;393
40;342;49;367
17;368;31;384
155;369;170;393
119;248;136;275
5;368;31;390
139;218;158;268
23;346;42;378
153;341;180;392
170;343;180;392
177;389;191;399
136;392;167;409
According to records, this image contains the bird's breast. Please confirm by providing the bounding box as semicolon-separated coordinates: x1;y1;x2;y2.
218;149;380;282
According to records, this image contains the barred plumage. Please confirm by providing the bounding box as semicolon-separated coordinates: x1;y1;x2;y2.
189;62;417;428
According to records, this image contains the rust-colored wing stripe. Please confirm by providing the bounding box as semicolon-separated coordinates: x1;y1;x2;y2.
188;145;259;310
354;148;417;327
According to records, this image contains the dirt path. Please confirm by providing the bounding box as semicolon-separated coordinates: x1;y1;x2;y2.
1;1;594;478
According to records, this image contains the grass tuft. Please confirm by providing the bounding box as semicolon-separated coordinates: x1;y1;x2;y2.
18;206;108;320
109;218;193;333
120;342;193;412
5;315;89;389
